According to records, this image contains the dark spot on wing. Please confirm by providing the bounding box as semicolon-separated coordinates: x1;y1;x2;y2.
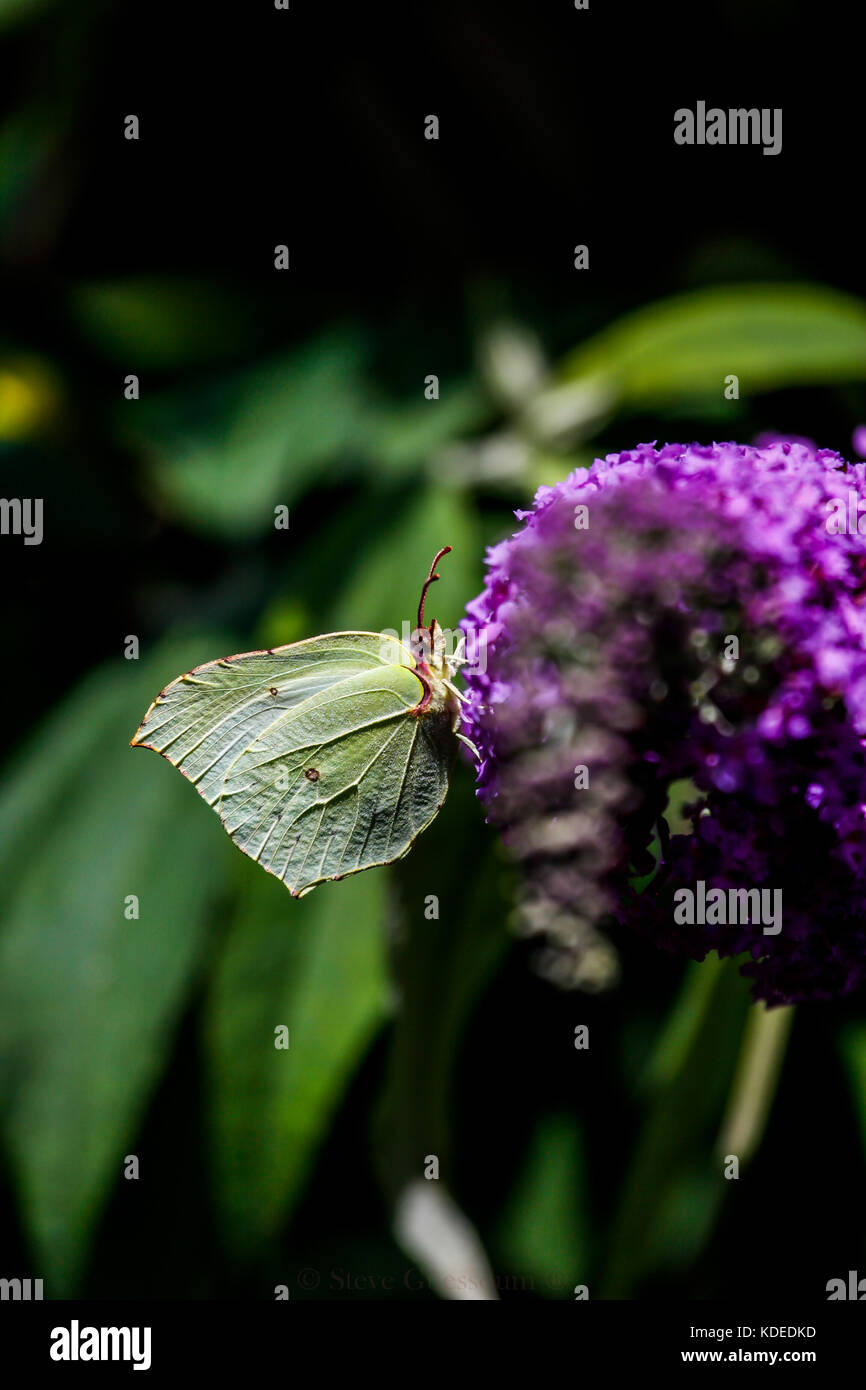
304;768;320;782
269;687;278;696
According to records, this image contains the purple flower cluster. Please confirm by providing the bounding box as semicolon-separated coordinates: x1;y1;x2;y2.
461;440;866;1004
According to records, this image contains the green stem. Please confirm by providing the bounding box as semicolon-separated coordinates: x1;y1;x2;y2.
716;1003;794;1165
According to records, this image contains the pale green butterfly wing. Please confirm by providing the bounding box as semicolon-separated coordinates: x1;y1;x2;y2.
131;633;406;804
131;632;455;896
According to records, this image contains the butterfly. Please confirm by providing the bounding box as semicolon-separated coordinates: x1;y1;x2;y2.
131;548;478;897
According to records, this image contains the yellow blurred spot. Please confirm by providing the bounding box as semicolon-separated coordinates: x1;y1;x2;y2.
0;358;61;439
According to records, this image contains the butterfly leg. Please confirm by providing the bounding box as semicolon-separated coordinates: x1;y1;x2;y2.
442;677;469;704
454;731;482;762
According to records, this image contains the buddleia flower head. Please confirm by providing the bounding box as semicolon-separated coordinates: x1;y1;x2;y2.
461;439;866;1005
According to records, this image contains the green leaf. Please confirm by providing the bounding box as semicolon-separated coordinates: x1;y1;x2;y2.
0;667;129;882
839;1023;866;1164
0;637;233;1292
204;862;391;1254
68;279;261;370
495;1113;590;1299
127;328;370;538
131;631;458;897
374;774;512;1198
559;284;866;405
600;958;751;1297
325;485;479;636
124;329;488;540
362;382;491;474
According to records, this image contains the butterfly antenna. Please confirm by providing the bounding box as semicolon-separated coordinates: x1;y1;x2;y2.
417;546;452;629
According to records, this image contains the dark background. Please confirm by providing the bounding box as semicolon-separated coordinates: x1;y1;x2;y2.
0;0;852;278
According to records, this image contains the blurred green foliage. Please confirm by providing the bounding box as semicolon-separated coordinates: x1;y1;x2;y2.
559;284;866;405
4;263;866;1299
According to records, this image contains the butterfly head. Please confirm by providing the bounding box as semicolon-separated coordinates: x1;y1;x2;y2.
407;548;475;750
411;547;461;680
